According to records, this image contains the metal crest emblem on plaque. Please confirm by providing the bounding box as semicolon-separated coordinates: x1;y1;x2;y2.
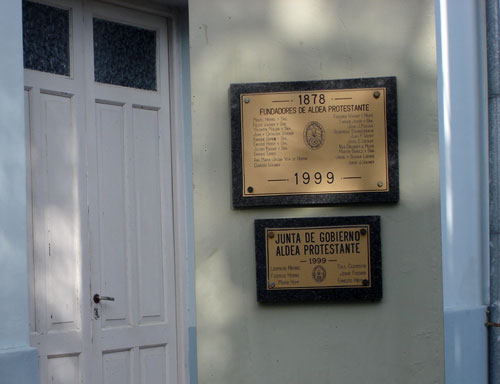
304;121;325;150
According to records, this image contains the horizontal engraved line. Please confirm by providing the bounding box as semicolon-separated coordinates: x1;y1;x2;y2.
47;352;80;359
40;89;74;98
334;97;353;100
342;176;362;179
138;343;168;350
95;98;125;106
272;100;291;103
132;104;160;111
268;179;289;182
50;320;74;325
102;348;132;354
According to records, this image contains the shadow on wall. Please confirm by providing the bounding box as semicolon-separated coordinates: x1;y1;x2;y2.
191;0;443;383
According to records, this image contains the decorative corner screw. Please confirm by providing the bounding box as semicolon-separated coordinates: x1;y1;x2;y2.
373;91;380;99
268;231;275;239
247;186;254;193
362;279;369;286
269;282;276;289
360;228;367;236
244;97;250;103
377;181;383;188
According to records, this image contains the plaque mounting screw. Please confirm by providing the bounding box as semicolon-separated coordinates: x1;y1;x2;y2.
360;228;367;235
362;279;369;286
268;231;275;239
377;181;383;187
247;186;254;193
269;282;275;288
373;91;380;99
244;97;250;103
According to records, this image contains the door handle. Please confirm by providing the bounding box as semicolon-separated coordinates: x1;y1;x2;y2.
93;294;115;304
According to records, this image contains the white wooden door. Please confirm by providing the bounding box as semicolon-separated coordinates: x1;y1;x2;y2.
25;1;178;383
85;2;178;384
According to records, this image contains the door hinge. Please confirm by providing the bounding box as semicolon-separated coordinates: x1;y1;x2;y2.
485;322;500;328
485;306;500;327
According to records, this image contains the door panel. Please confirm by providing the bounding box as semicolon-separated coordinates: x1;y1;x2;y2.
25;1;90;380
28;89;80;334
102;350;132;384
140;346;168;384
27;86;88;384
42;91;80;331
26;1;178;383
94;101;131;327
47;354;81;384
132;107;165;323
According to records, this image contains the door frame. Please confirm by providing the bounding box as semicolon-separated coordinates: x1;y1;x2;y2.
161;7;197;384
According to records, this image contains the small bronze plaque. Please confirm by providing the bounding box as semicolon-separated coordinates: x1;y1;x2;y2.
255;216;381;303
266;226;371;290
231;77;398;207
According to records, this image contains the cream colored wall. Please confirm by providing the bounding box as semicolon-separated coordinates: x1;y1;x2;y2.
188;0;444;383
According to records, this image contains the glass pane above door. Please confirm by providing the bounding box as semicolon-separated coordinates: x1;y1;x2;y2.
93;18;157;91
22;0;70;76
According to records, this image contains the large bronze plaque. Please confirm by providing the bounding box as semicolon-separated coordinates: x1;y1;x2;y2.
231;77;398;207
255;216;381;303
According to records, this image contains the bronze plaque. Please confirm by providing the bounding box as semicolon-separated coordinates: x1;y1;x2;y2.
231;77;398;207
266;225;371;290
255;216;381;303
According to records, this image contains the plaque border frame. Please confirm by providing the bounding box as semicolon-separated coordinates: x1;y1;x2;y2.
255;216;382;303
230;77;398;208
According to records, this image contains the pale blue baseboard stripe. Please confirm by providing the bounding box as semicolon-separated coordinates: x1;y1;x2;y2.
0;347;38;384
444;306;487;384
